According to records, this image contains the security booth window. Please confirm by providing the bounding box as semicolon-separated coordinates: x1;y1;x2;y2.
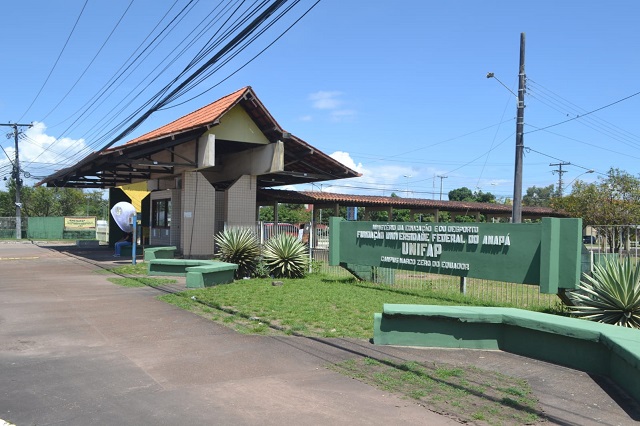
152;199;171;228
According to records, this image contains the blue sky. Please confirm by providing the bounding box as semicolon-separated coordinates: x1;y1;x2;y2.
1;0;639;201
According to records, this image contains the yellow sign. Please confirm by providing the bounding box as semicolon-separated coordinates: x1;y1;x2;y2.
118;181;150;212
64;217;96;230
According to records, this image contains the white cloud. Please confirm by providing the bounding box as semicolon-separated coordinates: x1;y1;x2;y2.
330;151;364;173
0;122;88;181
299;115;313;122
309;91;343;110
325;151;418;196
330;109;357;122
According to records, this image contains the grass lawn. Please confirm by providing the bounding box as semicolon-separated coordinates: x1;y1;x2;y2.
159;275;501;339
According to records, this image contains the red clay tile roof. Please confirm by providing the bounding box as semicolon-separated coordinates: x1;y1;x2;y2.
124;86;251;146
39;87;360;188
257;189;568;218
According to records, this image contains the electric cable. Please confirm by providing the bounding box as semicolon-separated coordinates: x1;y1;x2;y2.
18;0;90;122
39;0;136;123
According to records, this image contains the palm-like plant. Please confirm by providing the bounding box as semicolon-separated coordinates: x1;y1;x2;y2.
214;227;261;279
262;233;309;279
568;256;640;328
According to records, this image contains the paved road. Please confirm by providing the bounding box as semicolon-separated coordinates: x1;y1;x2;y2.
1;242;639;425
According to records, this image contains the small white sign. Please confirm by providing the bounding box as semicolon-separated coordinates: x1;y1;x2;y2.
184;211;193;218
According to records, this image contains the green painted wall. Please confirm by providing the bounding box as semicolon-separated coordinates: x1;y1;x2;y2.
330;217;582;292
26;217;95;240
374;304;640;403
27;217;64;239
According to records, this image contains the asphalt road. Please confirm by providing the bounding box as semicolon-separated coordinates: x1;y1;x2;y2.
1;242;639;425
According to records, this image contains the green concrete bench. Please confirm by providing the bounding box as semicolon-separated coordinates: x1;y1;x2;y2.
374;304;640;403
147;259;215;276
76;239;100;247
119;245;142;257
186;262;238;288
144;246;177;261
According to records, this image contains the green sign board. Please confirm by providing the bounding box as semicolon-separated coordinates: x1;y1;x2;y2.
329;217;583;294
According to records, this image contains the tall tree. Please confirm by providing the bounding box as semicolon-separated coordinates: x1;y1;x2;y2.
448;187;474;201
553;168;640;251
259;204;310;224
448;187;496;203
523;184;555;207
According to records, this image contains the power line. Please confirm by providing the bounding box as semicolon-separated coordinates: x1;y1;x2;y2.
524;146;607;176
525;125;640;165
527;84;640;151
18;0;89;122
27;0;288;169
96;0;304;152
39;0;136;123
526;88;640;135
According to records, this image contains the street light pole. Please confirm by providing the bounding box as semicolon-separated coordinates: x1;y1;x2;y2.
512;33;526;223
487;33;526;223
437;175;448;200
563;170;594;196
1;122;32;239
403;175;412;197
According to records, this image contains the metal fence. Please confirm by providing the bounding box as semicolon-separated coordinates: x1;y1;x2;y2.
0;217;26;239
225;221;559;310
583;225;640;257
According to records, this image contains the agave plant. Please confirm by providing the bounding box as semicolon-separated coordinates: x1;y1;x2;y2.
262;233;309;279
214;227;261;279
568;256;640;328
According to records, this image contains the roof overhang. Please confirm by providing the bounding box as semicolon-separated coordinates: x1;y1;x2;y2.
38;87;360;189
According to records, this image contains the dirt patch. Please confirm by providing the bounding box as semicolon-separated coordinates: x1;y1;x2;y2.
331;357;546;425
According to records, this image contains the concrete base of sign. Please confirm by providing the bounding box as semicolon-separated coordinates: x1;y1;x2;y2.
374;304;640;403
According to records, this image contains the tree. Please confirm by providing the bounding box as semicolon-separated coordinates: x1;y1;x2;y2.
474;190;496;203
0;182;108;218
258;204;310;224
448;187;474;201
553;168;640;251
523;184;555;207
448;187;496;203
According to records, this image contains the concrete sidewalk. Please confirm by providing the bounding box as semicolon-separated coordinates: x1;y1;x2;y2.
1;242;639;425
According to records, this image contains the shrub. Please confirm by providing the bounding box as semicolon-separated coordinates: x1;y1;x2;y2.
568;256;640;328
262;233;309;278
214;227;261;279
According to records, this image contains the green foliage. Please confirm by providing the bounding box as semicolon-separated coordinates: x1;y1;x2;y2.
448;187;474;201
553;168;640;226
523;184;555;207
258;203;310;224
253;257;271;278
262;233;309;278
568;256;640;328
0;180;108;218
214;227;261;279
448;186;496;203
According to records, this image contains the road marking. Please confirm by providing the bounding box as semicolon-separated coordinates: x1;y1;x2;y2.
1;419;16;426
0;256;40;261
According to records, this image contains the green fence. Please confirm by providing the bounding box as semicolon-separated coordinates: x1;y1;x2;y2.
0;217;26;239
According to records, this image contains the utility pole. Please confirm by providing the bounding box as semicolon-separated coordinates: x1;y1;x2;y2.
437;175;448;200
550;161;570;196
512;32;526;223
1;123;33;239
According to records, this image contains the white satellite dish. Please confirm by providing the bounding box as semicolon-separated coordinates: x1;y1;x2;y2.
110;201;136;233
